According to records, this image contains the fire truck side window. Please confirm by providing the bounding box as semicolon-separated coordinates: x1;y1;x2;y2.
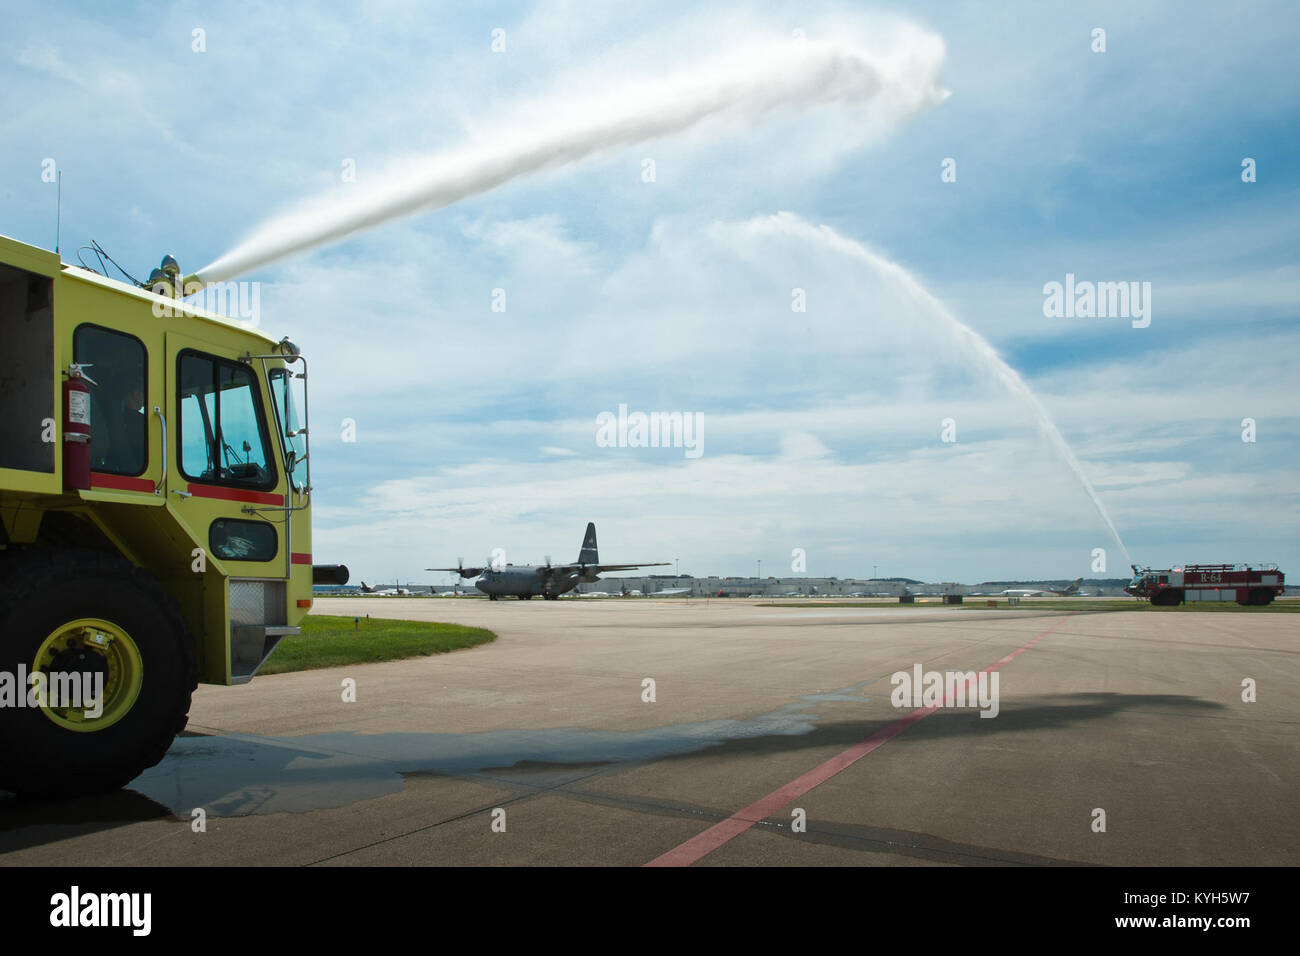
177;351;276;490
73;324;147;477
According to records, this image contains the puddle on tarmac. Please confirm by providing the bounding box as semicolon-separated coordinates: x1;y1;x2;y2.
129;677;878;817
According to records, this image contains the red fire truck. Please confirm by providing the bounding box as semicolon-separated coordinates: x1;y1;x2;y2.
1125;564;1285;606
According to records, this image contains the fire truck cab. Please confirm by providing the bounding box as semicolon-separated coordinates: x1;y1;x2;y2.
0;232;342;797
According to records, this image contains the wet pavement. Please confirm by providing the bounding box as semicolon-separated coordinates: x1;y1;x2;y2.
1;599;1295;866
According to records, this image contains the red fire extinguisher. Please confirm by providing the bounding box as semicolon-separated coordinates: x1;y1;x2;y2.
62;363;95;491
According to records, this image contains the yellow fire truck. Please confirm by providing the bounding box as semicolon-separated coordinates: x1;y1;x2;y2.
0;233;343;797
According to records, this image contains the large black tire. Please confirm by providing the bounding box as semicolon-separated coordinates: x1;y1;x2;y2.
0;549;196;798
1239;588;1275;607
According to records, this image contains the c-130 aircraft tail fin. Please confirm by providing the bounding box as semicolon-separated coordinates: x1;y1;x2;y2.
579;522;599;565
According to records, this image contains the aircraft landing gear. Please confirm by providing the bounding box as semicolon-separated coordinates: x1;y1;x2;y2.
489;594;499;601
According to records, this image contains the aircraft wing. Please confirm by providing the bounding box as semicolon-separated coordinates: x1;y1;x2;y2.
550;562;670;574
426;566;487;578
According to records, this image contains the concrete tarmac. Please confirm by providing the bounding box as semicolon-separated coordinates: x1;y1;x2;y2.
1;598;1295;866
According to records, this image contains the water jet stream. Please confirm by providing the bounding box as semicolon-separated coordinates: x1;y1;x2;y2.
744;212;1131;565
198;32;947;281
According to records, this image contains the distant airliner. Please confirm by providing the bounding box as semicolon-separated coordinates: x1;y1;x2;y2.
360;582;412;596
428;523;668;600
998;578;1084;597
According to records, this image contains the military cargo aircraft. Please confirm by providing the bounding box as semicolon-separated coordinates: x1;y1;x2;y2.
428;523;667;600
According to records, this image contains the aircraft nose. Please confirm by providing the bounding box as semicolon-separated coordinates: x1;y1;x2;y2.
475;580;488;593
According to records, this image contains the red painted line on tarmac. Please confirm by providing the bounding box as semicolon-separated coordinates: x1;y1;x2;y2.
644;614;1074;867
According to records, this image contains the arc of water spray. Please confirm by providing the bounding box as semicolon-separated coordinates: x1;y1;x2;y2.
189;26;1123;563
198;33;948;282
741;213;1131;567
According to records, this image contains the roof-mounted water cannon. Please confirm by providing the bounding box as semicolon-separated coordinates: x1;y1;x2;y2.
144;253;199;301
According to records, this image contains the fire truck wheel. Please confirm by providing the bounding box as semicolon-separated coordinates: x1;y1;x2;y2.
1242;588;1274;607
0;549;196;799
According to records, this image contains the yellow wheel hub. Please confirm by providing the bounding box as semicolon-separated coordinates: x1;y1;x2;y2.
31;618;143;732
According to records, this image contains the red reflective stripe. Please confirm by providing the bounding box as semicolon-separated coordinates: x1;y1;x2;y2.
645;616;1074;867
90;473;155;493
186;484;283;506
291;552;312;565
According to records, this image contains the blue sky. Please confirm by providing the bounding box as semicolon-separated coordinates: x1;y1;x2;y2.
3;1;1297;583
